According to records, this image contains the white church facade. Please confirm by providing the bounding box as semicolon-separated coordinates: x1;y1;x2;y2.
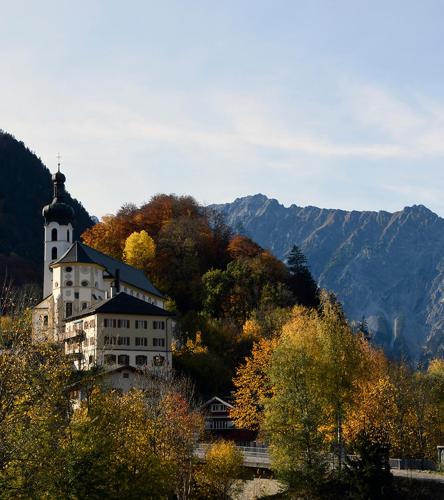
32;167;174;374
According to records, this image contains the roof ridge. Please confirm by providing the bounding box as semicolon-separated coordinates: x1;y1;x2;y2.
80;241;139;271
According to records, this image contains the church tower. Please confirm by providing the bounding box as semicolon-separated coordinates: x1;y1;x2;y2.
42;164;74;297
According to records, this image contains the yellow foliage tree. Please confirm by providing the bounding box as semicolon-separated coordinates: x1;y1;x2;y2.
230;336;279;432
123;230;156;272
194;440;244;499
344;363;442;460
241;318;262;341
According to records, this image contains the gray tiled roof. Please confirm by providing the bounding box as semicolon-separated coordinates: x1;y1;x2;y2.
67;292;172;320
53;241;163;297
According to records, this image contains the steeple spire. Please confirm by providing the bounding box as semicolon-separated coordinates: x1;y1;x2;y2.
42;159;74;225
57;152;61;172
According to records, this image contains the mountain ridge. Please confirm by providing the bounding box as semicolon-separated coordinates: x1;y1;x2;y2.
211;194;444;361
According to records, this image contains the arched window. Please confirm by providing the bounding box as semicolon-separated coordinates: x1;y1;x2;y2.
51;247;58;260
51;228;57;241
67;229;70;242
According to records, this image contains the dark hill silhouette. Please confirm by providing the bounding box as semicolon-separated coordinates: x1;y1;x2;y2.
0;131;93;287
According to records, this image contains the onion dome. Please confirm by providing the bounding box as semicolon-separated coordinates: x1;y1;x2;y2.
42;167;74;225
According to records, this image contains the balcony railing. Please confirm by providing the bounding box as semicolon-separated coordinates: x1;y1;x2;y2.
62;330;86;342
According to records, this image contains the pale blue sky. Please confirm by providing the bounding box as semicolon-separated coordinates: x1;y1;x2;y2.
2;1;444;217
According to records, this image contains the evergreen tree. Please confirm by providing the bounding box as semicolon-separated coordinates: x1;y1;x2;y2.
286;245;319;308
345;429;393;500
357;316;371;342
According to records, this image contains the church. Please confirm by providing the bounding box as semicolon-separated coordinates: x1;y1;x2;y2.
32;166;174;379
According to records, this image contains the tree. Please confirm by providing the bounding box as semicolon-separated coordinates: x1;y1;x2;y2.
264;330;329;494
227;235;261;260
123;230;156;272
345;429;393;500
194;440;244;499
286;245;319;308
344;361;442;461
82;213;133;259
230;337;278;431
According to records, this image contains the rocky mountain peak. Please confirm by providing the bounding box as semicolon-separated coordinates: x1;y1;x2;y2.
212;194;444;361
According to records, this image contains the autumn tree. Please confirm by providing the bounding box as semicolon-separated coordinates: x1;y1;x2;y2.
123;229;156;272
227;235;261;260
344;362;442;460
82;213;132;259
194;440;244;499
0;341;73;498
230;337;278;431
264;322;330;494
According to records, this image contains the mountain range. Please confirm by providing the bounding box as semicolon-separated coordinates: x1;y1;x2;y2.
212;194;444;361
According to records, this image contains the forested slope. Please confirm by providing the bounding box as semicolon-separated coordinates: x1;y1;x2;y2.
0;131;93;286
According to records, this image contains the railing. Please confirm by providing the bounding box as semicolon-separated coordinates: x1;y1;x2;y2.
196;444;437;471
62;330;86;342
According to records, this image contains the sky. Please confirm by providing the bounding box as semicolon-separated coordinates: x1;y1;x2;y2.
2;1;444;218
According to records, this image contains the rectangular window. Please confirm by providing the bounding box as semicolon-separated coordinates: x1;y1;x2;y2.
153;338;165;347
135;337;148;347
65;302;73;318
81;302;88;310
43;315;48;327
136;355;147;366
104;336;116;345
117;336;130;346
104;318;110;327
153;321;165;330
210;420;228;430
104;354;116;365
211;403;226;412
118;354;130;365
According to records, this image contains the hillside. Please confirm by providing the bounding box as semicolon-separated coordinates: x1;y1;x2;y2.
0;131;93;287
212;194;444;361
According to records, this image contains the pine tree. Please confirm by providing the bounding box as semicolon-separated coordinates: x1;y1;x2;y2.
286;245;319;308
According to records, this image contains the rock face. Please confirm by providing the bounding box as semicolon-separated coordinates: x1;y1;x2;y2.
212;194;444;361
